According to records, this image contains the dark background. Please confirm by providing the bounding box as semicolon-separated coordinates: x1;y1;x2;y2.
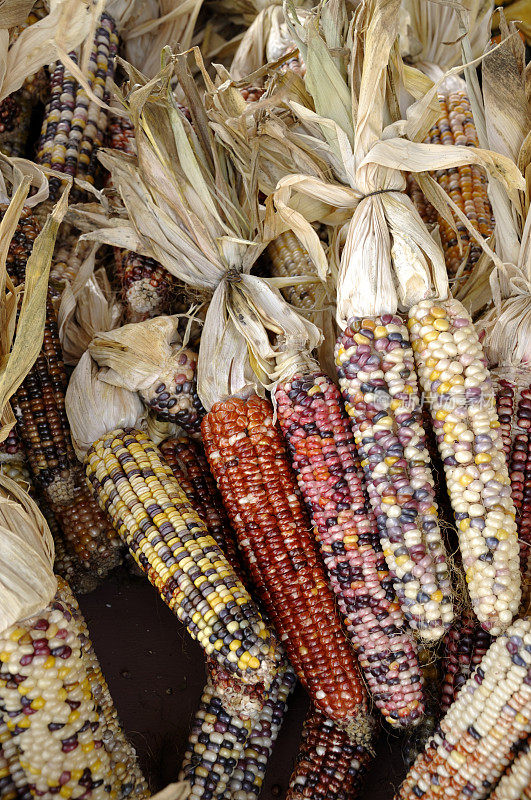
79;568;413;800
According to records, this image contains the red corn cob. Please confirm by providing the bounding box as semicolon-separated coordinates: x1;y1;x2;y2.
202;393;371;742
285;707;373;800
496;378;516;460
275;370;425;727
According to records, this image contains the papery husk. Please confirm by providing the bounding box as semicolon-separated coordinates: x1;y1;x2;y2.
269;0;525;328
0;0;105;102
151;783;191;800
0;181;67;443
106;0;203;79
57;243;122;366
88;315;185;391
493;1;531;44
0;473;57;635
65;350;144;461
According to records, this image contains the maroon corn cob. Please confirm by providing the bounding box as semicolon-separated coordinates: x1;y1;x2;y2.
440;607;492;714
507;386;531;609
285;707;373;800
275;370;425;727
202;394;371;740
496;378;516;460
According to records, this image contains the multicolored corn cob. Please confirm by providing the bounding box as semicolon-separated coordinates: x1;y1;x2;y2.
37;13;119;200
408;299;521;634
0;428;32;493
408;91;493;280
275;370;425;727
489;734;531;800
113;249;177;324
335;315;454;640
285;707;373;800
105;115;136;156
202;394;371;740
0;719;25;800
49;237;92;295
496;379;516;460
0;577;145;799
83;426;278;689
267;230;328;312
440;608;492;714
6;206;123;578
61;582;149;799
395;617;531;800
160;436;243;576
402;646;442;769
138;345;205;438
228;664;296;799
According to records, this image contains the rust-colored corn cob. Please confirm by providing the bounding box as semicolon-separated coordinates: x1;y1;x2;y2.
105;114;136;155
440;608;492;714
409;299;521;634
202;394;371;740
37;13;119;200
395;617;531;800
0;577;147;798
83;426;278;689
409;91;493;281
285;707;373;800
160;436;243;575
275;370;425;727
489;734;531;800
335;315;454;640
239;88;265;102
6;206;123;578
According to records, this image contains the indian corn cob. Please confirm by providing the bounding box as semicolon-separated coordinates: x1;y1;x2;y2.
60;583;149;799
0;719;27;800
395;616;531;800
440;607;492;714
0;428;32;494
408;298;521;634
160;436;243;576
267;231;327;312
402;646;442;769
409;91;493;281
285;707;373;800
506;386;531;610
6;206;124;578
0;577;145;799
335;314;454;640
113;249;177;324
489;735;531;800
82;425;278;690
228;664;296;800
36;13;119;201
275;369;425;727
496;379;516;460
202;394;371;740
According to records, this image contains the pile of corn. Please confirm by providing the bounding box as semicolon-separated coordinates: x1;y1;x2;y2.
0;0;529;799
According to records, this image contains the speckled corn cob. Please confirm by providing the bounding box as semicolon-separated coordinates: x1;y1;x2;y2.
202;394;370;739
105;115;136;155
0;578;133;799
335;315;453;640
113;249;177;324
160;436;243;575
408;298;521;634
440;608;492;714
489;735;531;800
267;230;327;311
285;708;373;800
275;371;425;727
228;664;296;800
84;426;278;689
395;617;531;800
0;428;32;493
138;344;205;439
49;237;92;295
60;583;148;799
37;13;119;201
0;720;23;800
6;206;124;578
417;91;493;280
402;646;442;769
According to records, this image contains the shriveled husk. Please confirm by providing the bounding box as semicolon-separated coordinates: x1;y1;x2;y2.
65;350;144;460
106;0;204;79
493;1;531;44
69;55;324;409
0;474;57;635
0;167;67;442
57;243;122;366
265;0;524;325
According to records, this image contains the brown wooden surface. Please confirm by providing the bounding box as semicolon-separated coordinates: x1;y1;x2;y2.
79;567;411;800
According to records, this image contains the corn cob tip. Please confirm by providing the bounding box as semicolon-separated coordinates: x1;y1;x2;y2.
206;658;273;720
344;709;378;750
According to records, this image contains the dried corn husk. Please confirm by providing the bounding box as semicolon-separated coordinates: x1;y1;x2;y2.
266;0;524;326
57;243;122;365
493;1;531;43
0;473;57;635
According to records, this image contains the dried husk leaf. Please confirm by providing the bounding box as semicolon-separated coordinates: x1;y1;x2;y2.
0;474;57;635
88;316;184;391
65;350;144;461
0;186;68;443
151;783;191;800
1;0;35;30
57;243;122;366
